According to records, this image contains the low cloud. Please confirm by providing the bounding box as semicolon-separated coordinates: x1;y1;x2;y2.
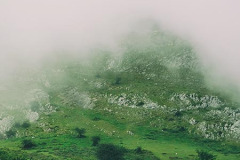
0;0;240;87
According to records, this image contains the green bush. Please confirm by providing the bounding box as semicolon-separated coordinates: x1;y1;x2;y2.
22;121;31;128
96;144;125;160
91;136;101;146
114;77;122;85
0;150;12;160
13;122;21;128
22;139;36;149
135;147;143;154
30;101;40;112
0;133;5;139
196;150;216;160
0;149;26;160
92;117;101;121
5;129;17;138
75;127;86;138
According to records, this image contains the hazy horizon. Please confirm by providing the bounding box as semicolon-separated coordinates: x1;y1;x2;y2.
1;0;240;89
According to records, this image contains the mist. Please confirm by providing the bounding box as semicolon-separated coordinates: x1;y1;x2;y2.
1;0;240;89
2;1;240;156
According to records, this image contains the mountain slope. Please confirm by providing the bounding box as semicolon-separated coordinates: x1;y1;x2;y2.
0;28;240;160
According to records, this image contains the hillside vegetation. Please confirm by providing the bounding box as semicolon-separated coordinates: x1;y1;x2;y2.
0;28;240;160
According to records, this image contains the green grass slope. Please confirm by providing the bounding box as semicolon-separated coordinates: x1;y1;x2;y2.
0;28;240;160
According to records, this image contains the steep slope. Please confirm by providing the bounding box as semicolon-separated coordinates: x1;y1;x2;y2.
0;28;240;160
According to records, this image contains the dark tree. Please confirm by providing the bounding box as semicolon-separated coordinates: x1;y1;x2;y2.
92;117;101;121
0;149;27;160
96;74;101;78
174;110;182;117
13;122;21;128
136;101;144;106
114;77;122;85
22;139;36;149
5;129;16;138
75;127;86;138
22;121;31;128
196;150;216;160
96;144;125;160
135;146;143;154
30;101;40;112
91;136;101;146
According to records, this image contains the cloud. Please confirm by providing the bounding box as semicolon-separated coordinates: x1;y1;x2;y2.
0;0;240;86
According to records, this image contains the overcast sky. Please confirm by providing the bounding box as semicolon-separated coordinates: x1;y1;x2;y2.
0;0;240;86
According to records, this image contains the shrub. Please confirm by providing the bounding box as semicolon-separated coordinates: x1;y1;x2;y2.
92;117;101;121
30;101;40;112
22;139;36;149
96;74;101;78
0;149;27;160
196;150;216;160
0;133;5;139
5;129;16;138
96;144;125;160
178;126;186;132
91;136;101;146
136;101;145;106
0;150;10;160
30;101;41;112
135;146;143;154
22;121;31;128
13;122;22;128
75;127;86;138
174;111;182;117
114;77;121;85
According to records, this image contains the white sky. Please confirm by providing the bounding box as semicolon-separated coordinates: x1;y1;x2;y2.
0;0;240;85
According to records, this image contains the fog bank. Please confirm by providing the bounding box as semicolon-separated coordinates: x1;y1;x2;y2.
1;0;240;87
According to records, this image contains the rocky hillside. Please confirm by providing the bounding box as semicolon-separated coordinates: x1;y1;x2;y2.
0;28;240;160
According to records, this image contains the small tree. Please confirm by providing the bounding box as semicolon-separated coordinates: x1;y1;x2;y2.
22;121;31;128
196;150;216;160
135;146;143;154
91;136;101;146
13;122;21;128
114;77;121;85
22;139;36;149
5;129;16;138
30;101;40;112
136;101;144;106
174;110;182;117
96;144;125;160
75;127;86;138
0;149;26;160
